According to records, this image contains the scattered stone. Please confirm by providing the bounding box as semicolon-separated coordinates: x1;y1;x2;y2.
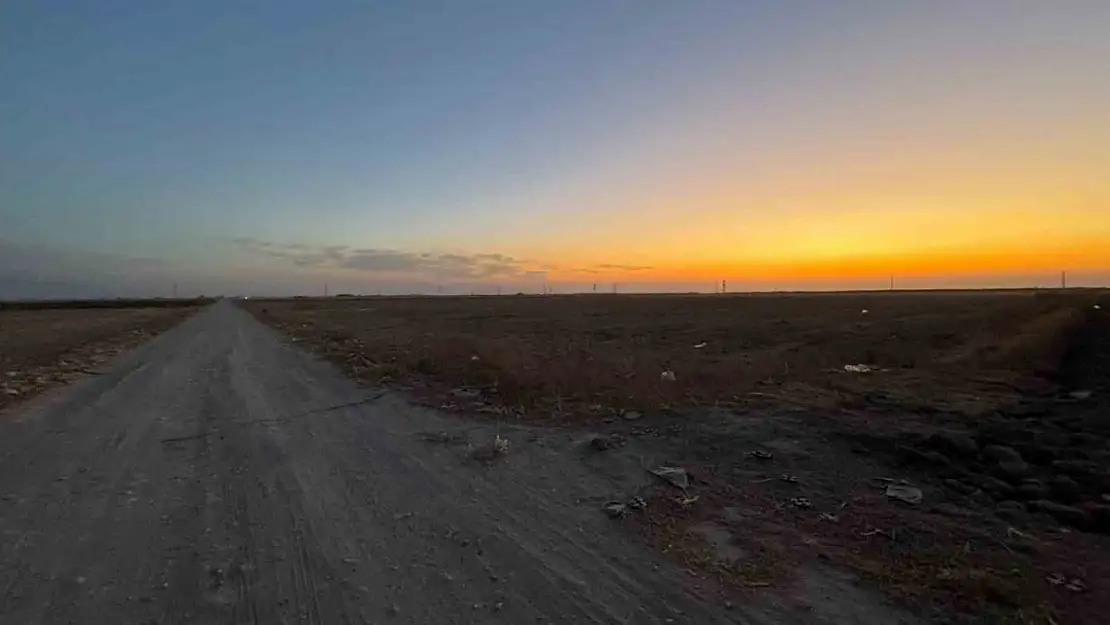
995;458;1030;480
886;484;923;505
932;503;980;519
1029;500;1090;528
944;479;975;495
779;474;799;484
589;434;624;451
649;466;690;490
1017;443;1059;465
927;431;979;458
1051;476;1082;503
660;370;677;382
693;342;707;349
978;476;1016;497
1018;480;1048;500
623;410;642;421
748;450;773;461
902;447;952;468
1052;459;1099;477
996;501;1025;519
790;497;812;509
983;445;1023;464
1069;390;1093;400
628;496;648;511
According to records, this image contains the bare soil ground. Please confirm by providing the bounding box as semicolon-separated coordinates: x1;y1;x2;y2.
245;290;1110;624
0;304;202;413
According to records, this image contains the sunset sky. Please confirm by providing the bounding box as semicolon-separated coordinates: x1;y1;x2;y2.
1;1;1108;297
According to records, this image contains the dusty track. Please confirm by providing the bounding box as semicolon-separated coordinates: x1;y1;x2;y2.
0;301;778;624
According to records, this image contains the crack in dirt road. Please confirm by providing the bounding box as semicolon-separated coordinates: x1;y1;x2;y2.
0;301;774;625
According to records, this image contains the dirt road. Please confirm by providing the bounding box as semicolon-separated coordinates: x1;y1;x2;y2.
0;301;768;625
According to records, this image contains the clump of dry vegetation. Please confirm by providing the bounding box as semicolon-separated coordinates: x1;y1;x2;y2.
245;290;1098;420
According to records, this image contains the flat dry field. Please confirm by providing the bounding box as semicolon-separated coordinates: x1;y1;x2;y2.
0;303;202;412
247;290;1098;418
247;290;1110;624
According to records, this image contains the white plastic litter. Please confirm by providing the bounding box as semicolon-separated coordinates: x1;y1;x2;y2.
861;309;869;315
844;364;876;373
660;370;677;382
693;342;707;349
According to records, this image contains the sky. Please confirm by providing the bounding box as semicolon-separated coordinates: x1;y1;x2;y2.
1;0;1108;298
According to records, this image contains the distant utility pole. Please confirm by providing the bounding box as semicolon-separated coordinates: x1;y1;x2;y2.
497;286;501;296
722;279;727;294
324;283;329;297
1061;271;1067;289
592;283;597;293
890;275;895;291
612;283;617;294
173;282;178;298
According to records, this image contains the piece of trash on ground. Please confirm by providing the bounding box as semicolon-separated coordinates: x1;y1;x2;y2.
780;474;799;484
693;342;707;349
603;501;628;519
676;494;699;507
1047;573;1087;593
748;450;773;460
660;370;677;382
843;364;876;373
885;484;923;505
790;497;812;509
649;466;689;490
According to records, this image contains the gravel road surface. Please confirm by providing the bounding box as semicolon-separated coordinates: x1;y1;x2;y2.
0;301;761;625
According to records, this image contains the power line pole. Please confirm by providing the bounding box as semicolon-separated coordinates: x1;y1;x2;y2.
324;283;328;297
890;275;895;291
173;282;178;298
1061;271;1067;289
722;279;727;294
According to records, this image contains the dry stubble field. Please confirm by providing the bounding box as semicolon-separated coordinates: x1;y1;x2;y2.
248;291;1110;624
0;300;206;413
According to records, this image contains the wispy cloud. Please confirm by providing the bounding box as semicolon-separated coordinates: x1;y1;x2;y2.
234;239;546;280
593;263;654;272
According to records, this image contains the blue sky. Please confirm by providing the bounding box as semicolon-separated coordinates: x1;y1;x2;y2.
2;1;1108;297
